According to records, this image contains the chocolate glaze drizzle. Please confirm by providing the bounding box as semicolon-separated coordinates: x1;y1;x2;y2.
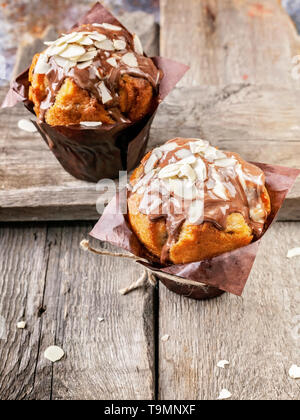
129;138;269;264
35;24;163;123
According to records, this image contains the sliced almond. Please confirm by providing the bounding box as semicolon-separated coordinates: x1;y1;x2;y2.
54;33;76;46
188;200;204;224
161;334;170;342
46;43;68;56
44;41;54;46
88;32;107;42
289;364;300;379
78;50;98;62
213;182;228;201
204;146;226;162
77;60;92;69
178;155;197;165
189;139;209;154
133;33;143;55
169;179;197;200
217;389;232;400
98;82;113;104
113;39;126;50
193;158;207;181
66;33;84;44
217;360;230;369
175;148;192;160
236;164;247;190
106;57;118;67
95;39;115;51
34;54;51;74
122;52;138;67
79;36;94;46
179;164;196;182
214;157;236;167
44;345;65;363
18;119;37;133
158;142;178;152
287;247;300;259
144;153;159;174
148;197;162;214
60;44;86;59
158;163;181;179
101;23;122;31
53;55;70;68
80;121;103;127
17;321;26;329
249;206;265;223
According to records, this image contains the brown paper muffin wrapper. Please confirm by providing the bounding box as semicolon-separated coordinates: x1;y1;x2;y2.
1;2;188;182
89;162;300;299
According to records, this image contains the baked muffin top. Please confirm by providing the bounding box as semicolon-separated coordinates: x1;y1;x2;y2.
28;23;163;125
129;138;271;263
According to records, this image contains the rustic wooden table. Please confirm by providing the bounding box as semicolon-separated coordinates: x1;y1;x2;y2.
0;0;300;400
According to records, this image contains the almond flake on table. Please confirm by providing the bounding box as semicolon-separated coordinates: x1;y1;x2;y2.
217;360;230;369
287;247;300;258
44;345;65;362
288;364;300;379
17;321;26;329
18;119;37;133
217;389;232;400
97;317;104;322
161;334;170;342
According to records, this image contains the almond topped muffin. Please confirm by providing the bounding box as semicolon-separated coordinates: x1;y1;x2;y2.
28;22;163;126
128;138;271;264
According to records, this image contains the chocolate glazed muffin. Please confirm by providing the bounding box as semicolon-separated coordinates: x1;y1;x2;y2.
128;138;271;265
28;22;163;126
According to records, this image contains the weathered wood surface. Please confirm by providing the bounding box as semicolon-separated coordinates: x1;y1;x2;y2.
159;222;300;400
157;0;300;401
0;223;154;400
1;0;300;221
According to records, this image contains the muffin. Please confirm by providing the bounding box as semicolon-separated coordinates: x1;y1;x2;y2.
28;23;163;126
128;138;271;265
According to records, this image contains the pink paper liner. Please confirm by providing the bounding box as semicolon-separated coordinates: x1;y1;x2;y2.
90;162;300;297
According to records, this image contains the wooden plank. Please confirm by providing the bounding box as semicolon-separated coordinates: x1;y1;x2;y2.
0;223;50;399
158;0;300;401
158;222;300;400
0;223;155;400
160;0;300;88
1;85;300;221
1;1;299;222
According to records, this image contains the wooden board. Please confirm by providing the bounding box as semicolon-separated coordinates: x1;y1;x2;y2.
158;0;300;401
0;222;155;400
1;0;300;221
158;222;300;400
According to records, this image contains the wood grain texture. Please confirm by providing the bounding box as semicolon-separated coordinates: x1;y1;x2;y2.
1;0;299;222
158;0;300;401
0;223;154;400
158;222;300;400
160;0;300;88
